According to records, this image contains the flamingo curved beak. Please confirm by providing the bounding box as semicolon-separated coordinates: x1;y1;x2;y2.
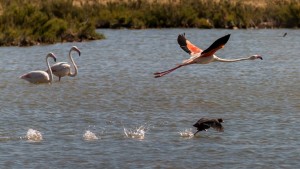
72;46;81;56
257;55;263;60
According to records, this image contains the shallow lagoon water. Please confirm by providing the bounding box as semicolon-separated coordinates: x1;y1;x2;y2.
0;29;299;168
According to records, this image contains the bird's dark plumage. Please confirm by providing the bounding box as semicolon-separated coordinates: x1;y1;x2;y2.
201;34;230;55
283;32;287;37
177;33;190;54
193;118;224;135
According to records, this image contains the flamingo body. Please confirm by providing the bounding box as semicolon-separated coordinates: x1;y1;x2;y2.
51;62;71;77
20;53;57;84
154;33;262;78
183;54;215;64
20;71;51;83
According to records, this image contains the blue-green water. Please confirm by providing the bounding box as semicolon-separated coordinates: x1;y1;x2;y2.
0;29;299;168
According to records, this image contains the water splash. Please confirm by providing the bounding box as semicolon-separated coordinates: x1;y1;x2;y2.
26;129;43;142
124;125;147;140
179;128;194;138
83;130;99;141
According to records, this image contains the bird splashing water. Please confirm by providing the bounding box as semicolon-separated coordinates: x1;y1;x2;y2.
26;129;43;142
83;130;99;141
179;128;194;138
124;125;147;140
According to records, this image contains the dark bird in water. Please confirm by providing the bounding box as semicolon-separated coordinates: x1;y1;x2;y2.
283;32;287;37
193;118;224;136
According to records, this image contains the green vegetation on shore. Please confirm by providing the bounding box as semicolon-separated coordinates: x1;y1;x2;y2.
0;0;300;46
92;0;300;29
0;0;104;46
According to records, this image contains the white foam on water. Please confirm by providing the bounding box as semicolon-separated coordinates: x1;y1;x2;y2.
83;130;99;141
124;125;146;140
26;129;43;142
179;128;194;138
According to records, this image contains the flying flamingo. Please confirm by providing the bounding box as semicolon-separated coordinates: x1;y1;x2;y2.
47;46;81;81
20;53;57;84
154;33;263;78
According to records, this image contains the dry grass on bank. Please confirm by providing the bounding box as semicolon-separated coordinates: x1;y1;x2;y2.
72;0;294;7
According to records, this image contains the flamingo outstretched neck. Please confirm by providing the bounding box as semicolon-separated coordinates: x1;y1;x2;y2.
154;33;262;78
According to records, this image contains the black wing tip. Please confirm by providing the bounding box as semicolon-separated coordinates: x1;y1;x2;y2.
177;33;185;38
221;34;231;43
216;34;231;45
201;34;231;54
177;33;192;54
178;32;185;36
177;33;187;44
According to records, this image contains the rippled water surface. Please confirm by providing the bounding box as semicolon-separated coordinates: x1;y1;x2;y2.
0;29;299;168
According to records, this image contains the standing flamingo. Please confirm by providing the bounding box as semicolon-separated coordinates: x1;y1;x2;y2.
47;46;81;81
154;33;263;78
20;53;57;84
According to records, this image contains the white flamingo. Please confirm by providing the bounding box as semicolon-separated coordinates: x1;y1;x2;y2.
47;46;81;81
20;52;57;84
154;33;263;78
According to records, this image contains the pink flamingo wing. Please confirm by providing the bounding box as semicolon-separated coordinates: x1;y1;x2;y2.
177;34;202;55
186;40;202;54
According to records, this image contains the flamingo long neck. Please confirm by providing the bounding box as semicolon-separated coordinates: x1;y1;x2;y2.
46;56;53;83
68;49;78;77
214;56;251;62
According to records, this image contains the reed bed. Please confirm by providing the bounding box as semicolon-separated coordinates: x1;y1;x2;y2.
0;0;299;46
